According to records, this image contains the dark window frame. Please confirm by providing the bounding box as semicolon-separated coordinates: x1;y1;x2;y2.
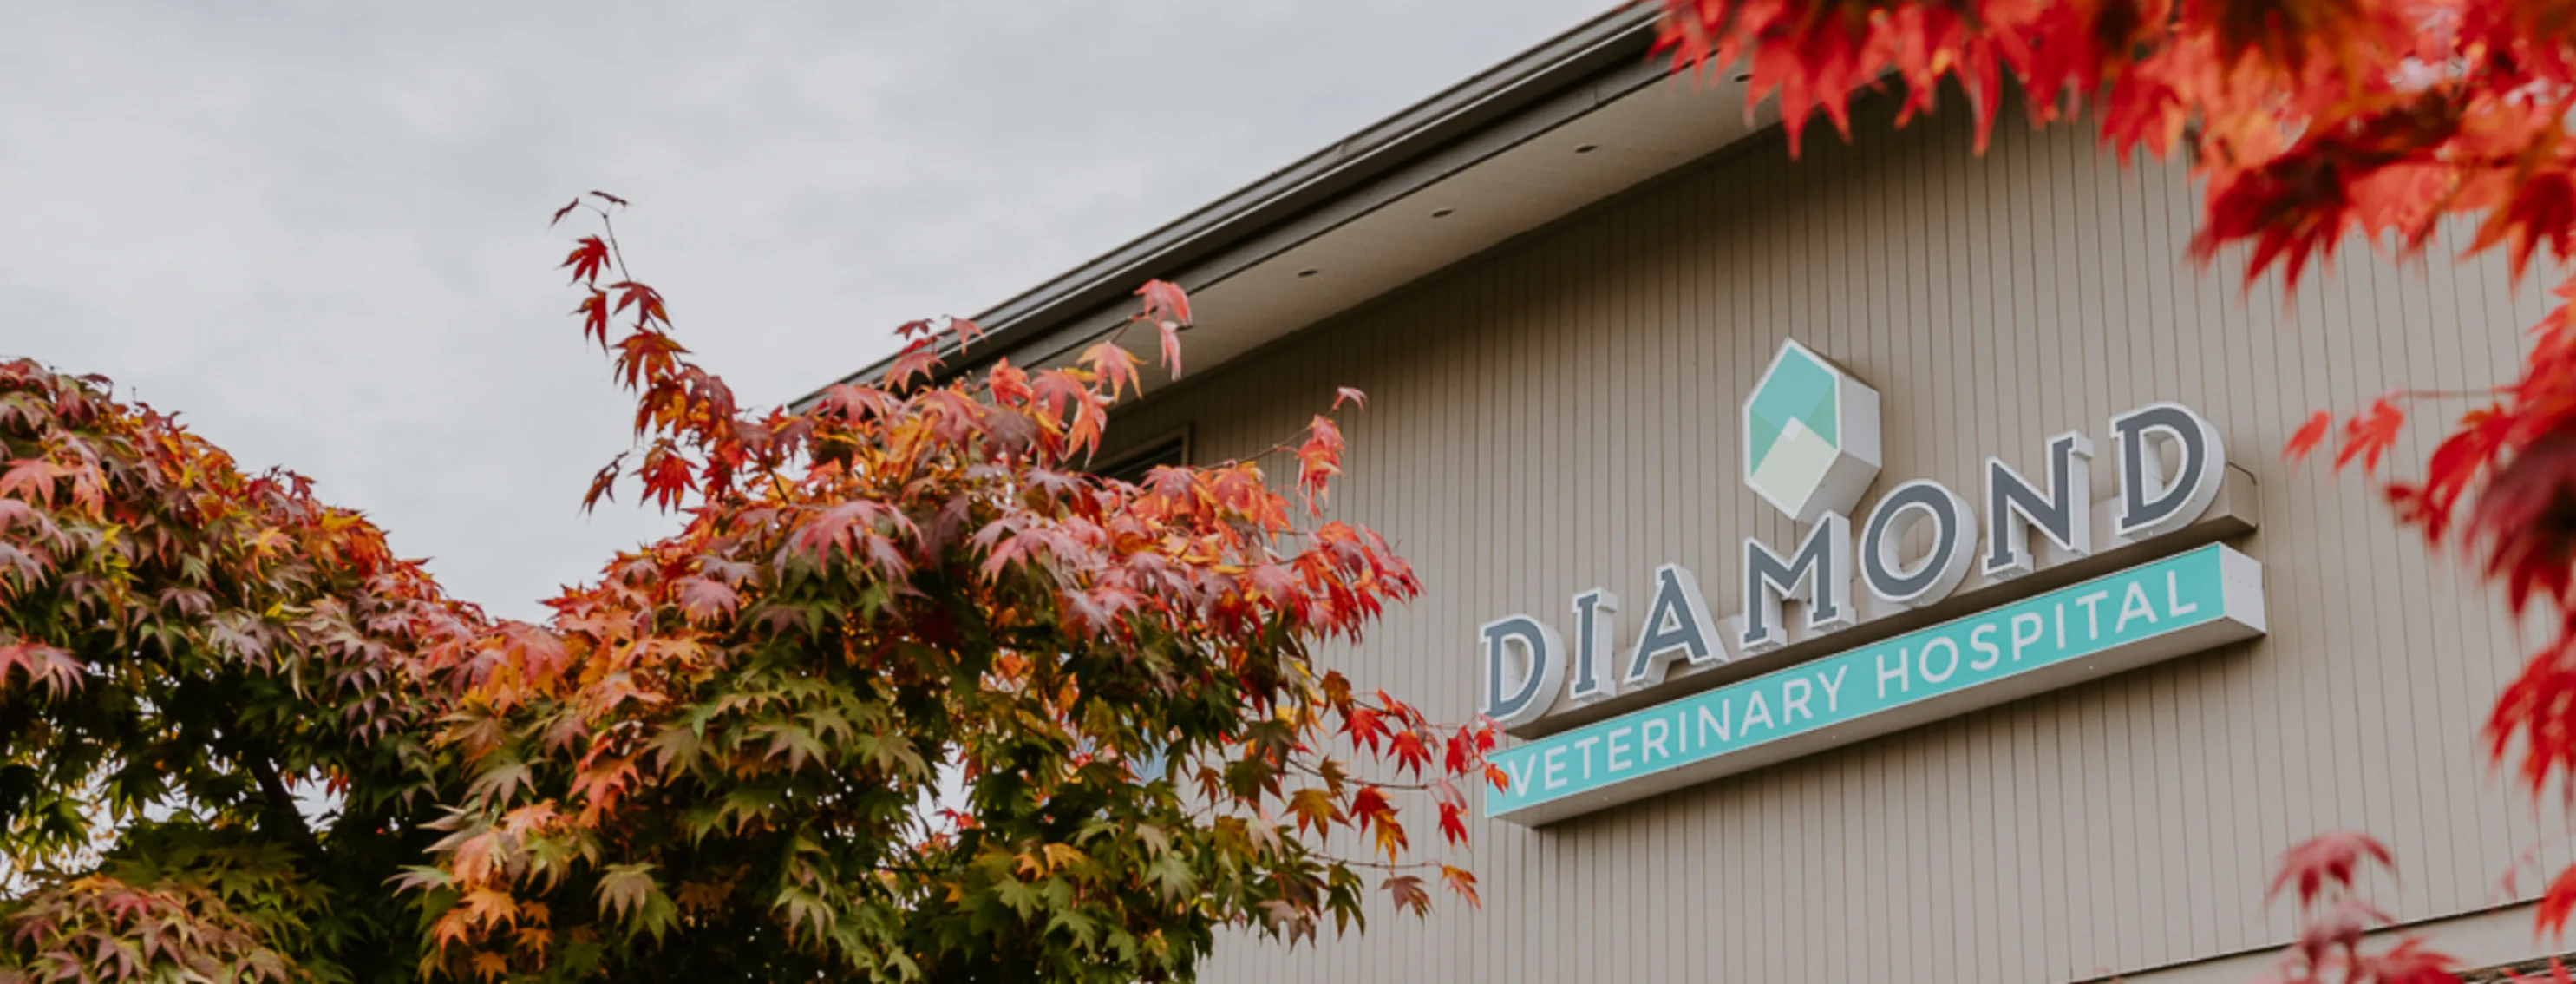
1093;426;1191;484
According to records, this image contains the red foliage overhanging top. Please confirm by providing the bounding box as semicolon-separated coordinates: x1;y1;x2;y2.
1655;0;2576;289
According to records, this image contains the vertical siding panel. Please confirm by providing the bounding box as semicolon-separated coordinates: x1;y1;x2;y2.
2371;250;2442;916
1611;192;1643;984
1837;130;1872;984
1627;188;1657;984
2064;116;2151;975
2438;210;2503;887
2428;215;2513;901
2315;227;2382;886
1694;154;1725;984
2130;136;2190;976
2260;235;2322;948
2465;215;2546;886
1738;143;1775;984
2163;153;2230;960
2129;144;2215;964
1893;115;1927;984
2328;242;2399;911
2406;227;2472;915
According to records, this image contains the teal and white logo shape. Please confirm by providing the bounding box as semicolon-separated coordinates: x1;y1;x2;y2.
1744;340;1881;524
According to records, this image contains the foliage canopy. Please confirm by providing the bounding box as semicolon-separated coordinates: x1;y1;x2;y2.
0;199;1496;982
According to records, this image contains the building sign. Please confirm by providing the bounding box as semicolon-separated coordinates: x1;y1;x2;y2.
1477;340;2268;825
1484;543;2265;824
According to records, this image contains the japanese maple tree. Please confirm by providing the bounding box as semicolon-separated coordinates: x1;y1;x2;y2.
0;192;1496;982
0;360;488;981
390;196;1495;981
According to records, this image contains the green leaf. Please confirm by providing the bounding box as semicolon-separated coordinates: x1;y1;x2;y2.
992;877;1043;919
594;863;659;923
1147;851;1195;902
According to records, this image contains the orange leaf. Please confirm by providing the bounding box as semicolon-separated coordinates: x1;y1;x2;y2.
1156;318;1184;380
1439;864;1481;909
2285;410;2332;462
1081;343;1142;400
2337;397;2407;474
1134;279;1191;327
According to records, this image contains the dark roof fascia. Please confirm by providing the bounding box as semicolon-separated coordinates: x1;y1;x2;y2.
798;5;1666;406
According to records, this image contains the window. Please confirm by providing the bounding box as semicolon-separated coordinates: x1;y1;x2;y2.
1093;430;1187;484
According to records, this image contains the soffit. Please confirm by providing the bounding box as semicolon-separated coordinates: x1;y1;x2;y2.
1121;74;1777;390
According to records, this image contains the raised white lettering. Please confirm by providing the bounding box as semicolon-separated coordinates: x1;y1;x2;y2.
1920;636;1960;684
1699;701;1731;745
2010;613;2044;661
1969;623;2002;671
2117;581;2158;633
1782;678;1814;721
1877;647;1910;699
2075;590;2109;640
2167;570;2199;617
1741;692;1775;733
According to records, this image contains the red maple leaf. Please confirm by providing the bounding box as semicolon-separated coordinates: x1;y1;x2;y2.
609;280;668;330
2285;410;2333;462
1343;705;1387;752
1296;415;1344;505
1436;801;1468;847
673;577;739;624
573;289;611;348
885;342;942;390
562;236;611;286
2352;937;2462;984
2337;397;2408;474
1381;875;1429;916
1388;730;1430;778
2266;830;2394;908
1133;279;1191;328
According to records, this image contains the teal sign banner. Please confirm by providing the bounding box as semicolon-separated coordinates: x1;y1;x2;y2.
1485;543;2265;825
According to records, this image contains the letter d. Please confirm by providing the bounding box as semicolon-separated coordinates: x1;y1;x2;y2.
1481;615;1566;728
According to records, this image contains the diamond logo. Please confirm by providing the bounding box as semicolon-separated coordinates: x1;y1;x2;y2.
1744;340;1882;523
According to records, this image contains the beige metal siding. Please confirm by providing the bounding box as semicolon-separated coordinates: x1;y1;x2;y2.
1104;95;2551;983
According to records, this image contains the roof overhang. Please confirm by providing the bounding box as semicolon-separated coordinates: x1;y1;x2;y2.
803;8;1778;403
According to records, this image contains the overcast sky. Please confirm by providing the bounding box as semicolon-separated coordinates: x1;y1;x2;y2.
3;0;1609;620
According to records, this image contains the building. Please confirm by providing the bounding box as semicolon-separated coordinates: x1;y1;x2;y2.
816;8;2566;982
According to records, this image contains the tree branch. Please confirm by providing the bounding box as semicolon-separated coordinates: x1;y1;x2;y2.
245;755;323;859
